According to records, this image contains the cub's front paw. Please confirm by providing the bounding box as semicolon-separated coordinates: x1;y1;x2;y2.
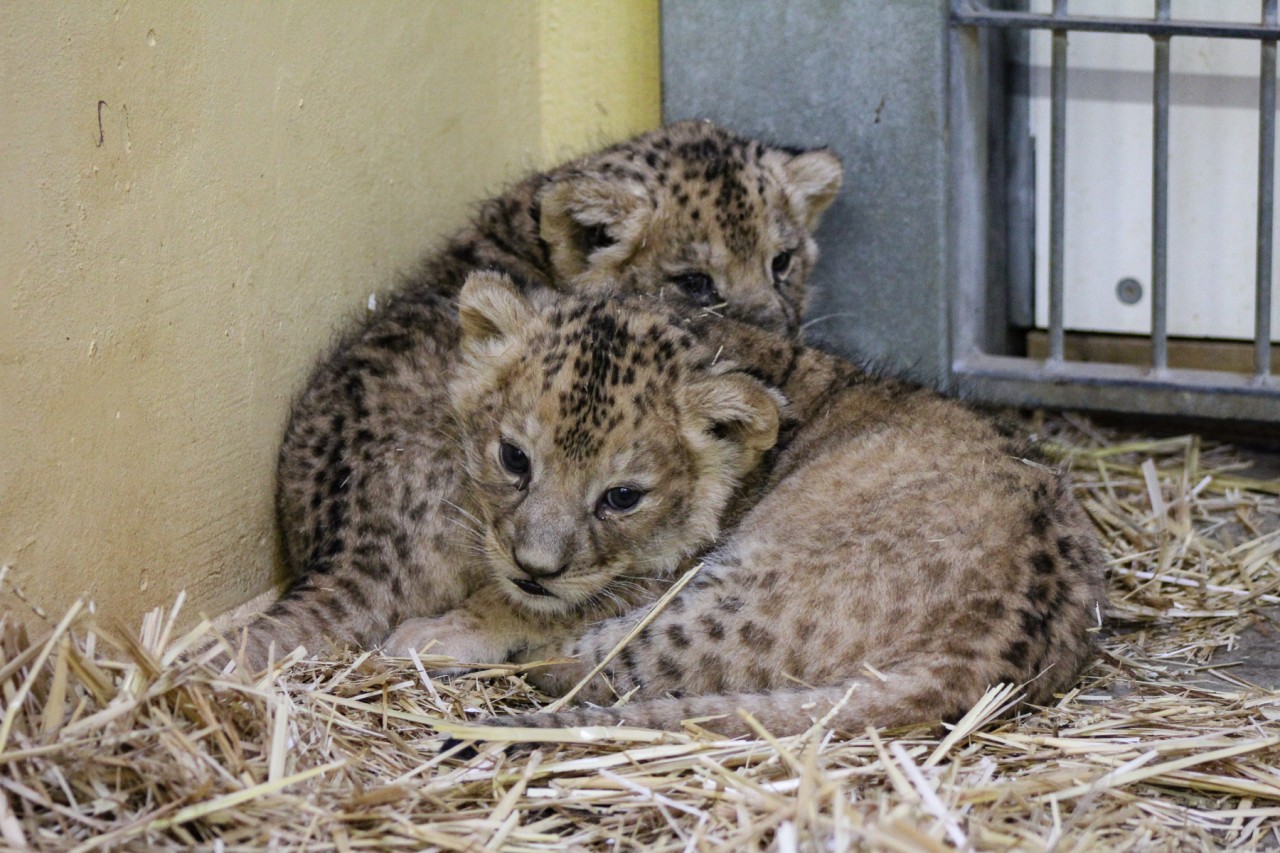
519;657;587;696
382;614;506;674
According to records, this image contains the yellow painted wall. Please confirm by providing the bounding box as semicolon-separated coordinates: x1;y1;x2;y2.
540;1;662;162
0;2;659;631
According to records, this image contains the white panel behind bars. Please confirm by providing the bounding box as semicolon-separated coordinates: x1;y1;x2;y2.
1030;0;1280;341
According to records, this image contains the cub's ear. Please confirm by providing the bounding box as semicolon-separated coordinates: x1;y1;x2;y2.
680;372;783;454
538;175;650;278
780;148;843;229
456;271;540;355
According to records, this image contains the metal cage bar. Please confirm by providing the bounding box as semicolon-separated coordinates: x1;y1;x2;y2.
952;4;1280;40
1258;0;1278;379
1151;0;1170;373
1048;0;1068;363
949;0;1280;423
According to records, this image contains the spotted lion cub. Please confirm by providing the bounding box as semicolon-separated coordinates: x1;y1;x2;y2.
383;270;785;663
393;272;1108;739
245;122;842;669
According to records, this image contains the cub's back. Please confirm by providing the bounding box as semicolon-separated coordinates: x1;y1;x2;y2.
493;318;1108;738
721;389;1106;705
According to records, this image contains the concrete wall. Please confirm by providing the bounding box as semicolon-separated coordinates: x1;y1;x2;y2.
662;1;951;384
1;2;659;630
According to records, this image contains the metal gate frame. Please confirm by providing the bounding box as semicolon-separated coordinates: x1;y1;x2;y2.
949;0;1280;422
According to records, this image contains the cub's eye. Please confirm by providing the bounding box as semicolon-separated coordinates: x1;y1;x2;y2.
771;250;794;278
583;222;614;252
598;486;645;515
499;441;530;476
670;272;721;307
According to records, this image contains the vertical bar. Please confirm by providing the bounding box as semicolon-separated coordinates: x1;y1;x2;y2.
1048;0;1068;363
1007;21;1036;332
1151;0;1171;372
1258;0;1278;378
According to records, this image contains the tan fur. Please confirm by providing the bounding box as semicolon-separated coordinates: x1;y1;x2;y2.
245;123;841;669
384;273;781;657
402;283;1108;739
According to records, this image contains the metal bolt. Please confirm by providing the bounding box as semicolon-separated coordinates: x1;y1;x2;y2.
1116;277;1144;305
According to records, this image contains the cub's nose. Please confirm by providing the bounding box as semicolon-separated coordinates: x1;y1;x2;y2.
513;550;570;579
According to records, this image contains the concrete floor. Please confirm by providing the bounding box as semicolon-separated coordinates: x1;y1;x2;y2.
1206;446;1280;691
1214;608;1280;690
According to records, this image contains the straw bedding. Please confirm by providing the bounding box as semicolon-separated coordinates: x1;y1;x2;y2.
3;415;1279;851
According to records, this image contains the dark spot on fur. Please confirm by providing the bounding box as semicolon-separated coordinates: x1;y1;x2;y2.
1030;508;1050;536
949;611;986;635
1029;579;1050;602
977;598;1006;620
334;577;369;611
617;645;638;677
323;596;348;619
691;571;723;590
352;552;389;580
747;665;772;687
1001;640;1031;670
1019;608;1050;641
739;621;774;649
717;594;744;614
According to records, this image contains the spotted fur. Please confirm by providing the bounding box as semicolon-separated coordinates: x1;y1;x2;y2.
381;272;782;659
408;280;1108;740
243;122;842;668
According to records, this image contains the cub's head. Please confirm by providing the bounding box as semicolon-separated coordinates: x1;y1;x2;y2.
539;121;843;338
448;271;783;616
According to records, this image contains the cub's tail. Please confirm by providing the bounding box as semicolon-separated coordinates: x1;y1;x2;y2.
463;667;1027;742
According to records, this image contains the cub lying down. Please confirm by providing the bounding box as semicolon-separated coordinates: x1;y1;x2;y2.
252;122;842;670
389;271;1108;739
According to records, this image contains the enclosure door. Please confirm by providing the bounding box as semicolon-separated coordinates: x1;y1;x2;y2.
1029;0;1280;342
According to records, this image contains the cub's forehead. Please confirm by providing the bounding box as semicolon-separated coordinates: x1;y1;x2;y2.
532;300;698;463
606;122;768;169
602;126;778;196
598;126;796;257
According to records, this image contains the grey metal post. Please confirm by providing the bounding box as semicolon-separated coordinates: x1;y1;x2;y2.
1152;0;1171;372
1258;0;1277;379
1049;0;1069;363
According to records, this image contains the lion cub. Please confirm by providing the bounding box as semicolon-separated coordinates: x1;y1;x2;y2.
245;122;842;669
393;272;1108;739
383;271;784;662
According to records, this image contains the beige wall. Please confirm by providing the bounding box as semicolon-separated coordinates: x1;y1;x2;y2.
1;3;659;630
540;2;660;161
